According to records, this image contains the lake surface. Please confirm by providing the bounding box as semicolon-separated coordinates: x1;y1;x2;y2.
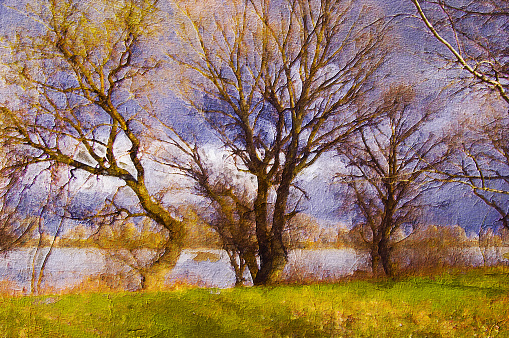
166;248;370;288
0;246;506;293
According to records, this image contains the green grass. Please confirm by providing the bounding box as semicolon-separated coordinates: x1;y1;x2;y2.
1;268;509;337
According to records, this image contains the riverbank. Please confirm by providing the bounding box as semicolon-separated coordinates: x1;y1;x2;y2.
1;246;508;294
0;248;371;293
1;267;508;337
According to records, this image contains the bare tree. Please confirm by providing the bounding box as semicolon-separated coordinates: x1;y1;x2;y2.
198;180;258;287
152;136;259;286
336;85;448;276
170;0;391;284
437;108;509;229
196;178;258;287
410;0;509;104
0;0;186;274
411;0;509;230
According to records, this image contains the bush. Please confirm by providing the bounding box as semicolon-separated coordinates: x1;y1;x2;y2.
393;225;480;273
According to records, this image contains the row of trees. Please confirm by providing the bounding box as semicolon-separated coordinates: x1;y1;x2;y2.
0;0;507;286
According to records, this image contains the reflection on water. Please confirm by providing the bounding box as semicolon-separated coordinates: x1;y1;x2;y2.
167;249;237;288
282;249;369;282
0;247;506;292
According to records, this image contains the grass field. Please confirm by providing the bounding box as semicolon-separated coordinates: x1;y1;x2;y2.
1;268;509;337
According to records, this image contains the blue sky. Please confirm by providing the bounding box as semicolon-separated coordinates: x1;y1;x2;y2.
0;0;506;235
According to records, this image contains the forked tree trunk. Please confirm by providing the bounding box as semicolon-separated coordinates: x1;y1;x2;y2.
254;152;296;285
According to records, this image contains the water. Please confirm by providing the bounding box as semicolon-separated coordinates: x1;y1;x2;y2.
282;249;369;282
167;249;237;288
0;246;506;293
167;248;370;287
0;247;109;292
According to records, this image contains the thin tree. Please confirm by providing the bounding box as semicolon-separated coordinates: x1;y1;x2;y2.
436;108;509;229
150;134;259;286
337;85;448;276
411;0;509;229
410;0;508;104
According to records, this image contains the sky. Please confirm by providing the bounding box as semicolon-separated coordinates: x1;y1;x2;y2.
0;0;505;235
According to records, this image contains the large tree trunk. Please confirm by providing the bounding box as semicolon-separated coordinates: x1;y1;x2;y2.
127;180;184;241
123;181;185;290
253;178;271;284
264;183;292;284
140;241;183;290
254;149;297;285
378;236;394;277
379;196;395;277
